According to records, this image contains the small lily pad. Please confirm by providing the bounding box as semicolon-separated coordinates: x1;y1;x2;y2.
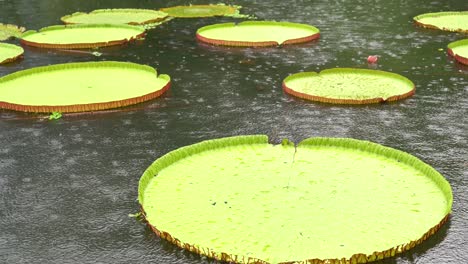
283;68;415;104
0;61;170;113
61;9;168;25
48;112;62;120
0;43;24;64
139;135;452;263
196;21;320;47
448;39;468;65
0;23;25;41
160;4;240;18
414;11;468;33
21;24;146;49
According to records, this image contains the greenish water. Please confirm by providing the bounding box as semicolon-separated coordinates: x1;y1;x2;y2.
0;0;467;263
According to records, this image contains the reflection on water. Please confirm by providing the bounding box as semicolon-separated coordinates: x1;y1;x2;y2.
0;0;467;263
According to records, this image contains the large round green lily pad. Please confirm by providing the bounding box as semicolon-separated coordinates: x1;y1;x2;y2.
139;135;452;264
20;24;145;49
448;39;468;65
0;23;25;41
196;21;320;47
61;9;168;25
0;61;170;113
160;4;239;18
283;68;415;104
414;11;468;33
0;43;24;64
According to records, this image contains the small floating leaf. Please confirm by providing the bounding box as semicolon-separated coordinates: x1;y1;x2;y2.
91;51;102;57
0;43;24;65
139;135;452;263
414;11;468;33
61;9;168;25
196;21;320;47
0;61;171;113
0;23;25;41
48;112;62;120
21;24;146;49
283;68;415;104
128;212;142;218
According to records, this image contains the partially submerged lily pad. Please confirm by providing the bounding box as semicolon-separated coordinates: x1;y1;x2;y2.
21;24;145;49
0;43;24;64
283;68;415;104
142;16;174;30
61;9;168;25
139;135;452;264
414;11;468;33
0;23;25;40
160;4;239;18
196;21;320;47
448;39;468;65
0;61;170;113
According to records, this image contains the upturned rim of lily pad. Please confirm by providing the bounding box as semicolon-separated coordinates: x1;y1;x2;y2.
160;4;238;18
0;61;171;113
0;23;26;41
413;11;468;33
61;8;169;25
447;39;468;65
196;21;320;47
138;135;452;264
20;24;146;49
282;68;415;104
0;43;24;64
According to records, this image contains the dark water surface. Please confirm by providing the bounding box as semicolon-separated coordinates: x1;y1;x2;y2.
0;0;467;263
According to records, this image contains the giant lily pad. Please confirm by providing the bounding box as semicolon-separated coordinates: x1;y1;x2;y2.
196;21;320;47
61;9;168;25
414;11;468;33
0;23;25;41
21;24;145;49
283;68;415;104
160;4;239;18
139;135;452;264
0;43;24;64
448;39;468;65
0;61;170;113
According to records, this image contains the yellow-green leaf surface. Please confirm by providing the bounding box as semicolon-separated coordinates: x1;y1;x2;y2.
61;9;168;25
0;23;25;40
283;68;414;103
448;39;468;57
0;61;170;112
161;4;238;18
414;11;468;32
21;24;145;47
0;43;24;64
197;21;320;45
139;135;452;263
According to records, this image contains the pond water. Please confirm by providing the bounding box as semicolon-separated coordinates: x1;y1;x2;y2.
0;0;467;263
